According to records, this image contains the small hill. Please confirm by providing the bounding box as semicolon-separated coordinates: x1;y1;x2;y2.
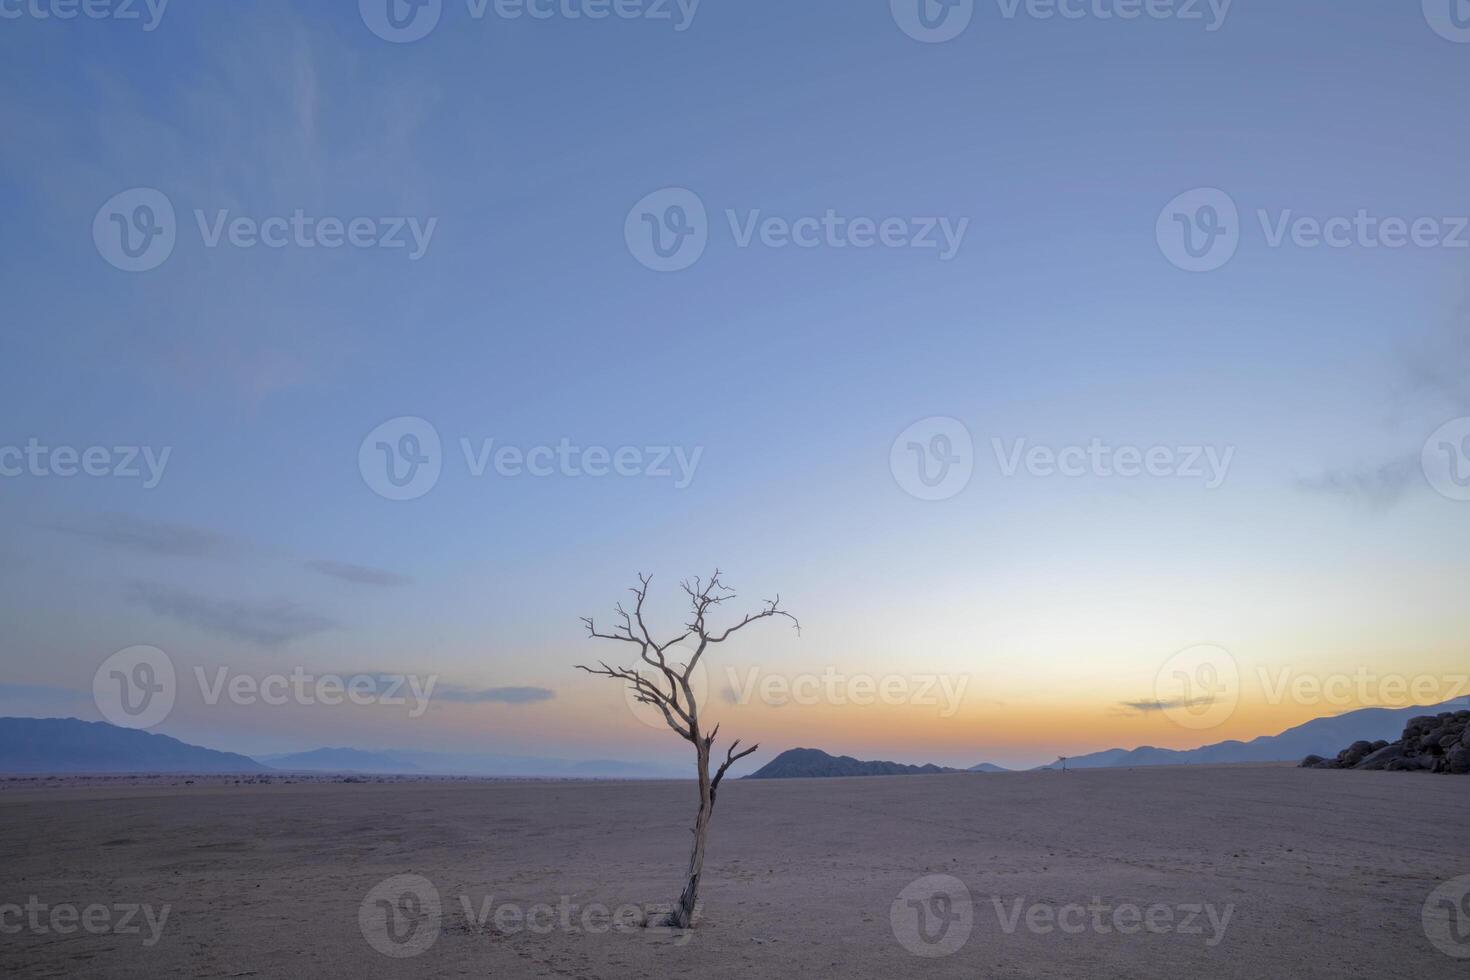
968;762;1009;773
745;748;959;779
0;717;266;774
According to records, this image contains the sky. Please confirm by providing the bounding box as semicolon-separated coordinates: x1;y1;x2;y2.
1;0;1469;772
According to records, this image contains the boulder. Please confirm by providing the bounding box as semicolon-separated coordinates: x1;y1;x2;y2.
1354;744;1406;770
1336;740;1376;767
1449;745;1470;776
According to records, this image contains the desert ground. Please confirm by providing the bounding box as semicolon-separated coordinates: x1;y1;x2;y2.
0;765;1465;979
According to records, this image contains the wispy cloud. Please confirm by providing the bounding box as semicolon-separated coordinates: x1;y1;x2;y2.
304;560;411;587
432;686;555;705
47;514;239;560
1301;313;1469;509
125;582;336;647
1117;696;1218;714
1296;453;1422;509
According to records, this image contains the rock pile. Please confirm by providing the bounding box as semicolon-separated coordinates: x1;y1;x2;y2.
1301;710;1470;774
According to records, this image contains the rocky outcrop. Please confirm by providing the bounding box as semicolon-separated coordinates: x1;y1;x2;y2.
1302;710;1470;774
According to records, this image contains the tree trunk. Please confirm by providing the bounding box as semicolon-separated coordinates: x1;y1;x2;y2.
670;745;713;928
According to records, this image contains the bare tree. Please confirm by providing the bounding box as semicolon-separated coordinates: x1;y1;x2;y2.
576;571;798;929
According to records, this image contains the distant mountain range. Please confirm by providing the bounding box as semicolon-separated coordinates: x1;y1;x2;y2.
0;718;264;774
1045;697;1470;770
260;748;423;773
0;719;684;778
7;700;1466;777
260;747;681;778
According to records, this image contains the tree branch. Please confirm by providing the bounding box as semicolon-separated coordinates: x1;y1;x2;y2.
711;739;758;801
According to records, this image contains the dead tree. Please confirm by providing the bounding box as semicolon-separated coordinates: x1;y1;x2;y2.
576;571;798;929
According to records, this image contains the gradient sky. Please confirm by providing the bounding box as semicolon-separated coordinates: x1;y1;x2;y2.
2;0;1468;771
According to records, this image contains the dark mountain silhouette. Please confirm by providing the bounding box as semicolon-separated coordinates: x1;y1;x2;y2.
0;717;266;774
745;747;961;779
968;762;1010;773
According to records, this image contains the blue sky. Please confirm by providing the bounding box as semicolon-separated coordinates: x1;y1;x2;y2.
1;1;1468;769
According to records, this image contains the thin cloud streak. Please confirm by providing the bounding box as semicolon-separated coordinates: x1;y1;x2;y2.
125;582;337;647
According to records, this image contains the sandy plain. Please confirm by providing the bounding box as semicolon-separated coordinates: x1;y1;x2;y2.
0;764;1466;979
